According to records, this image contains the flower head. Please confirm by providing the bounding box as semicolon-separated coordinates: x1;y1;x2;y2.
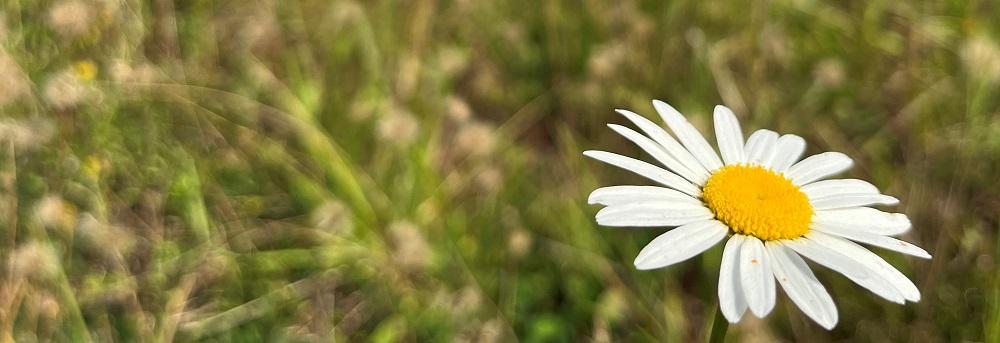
586;100;930;329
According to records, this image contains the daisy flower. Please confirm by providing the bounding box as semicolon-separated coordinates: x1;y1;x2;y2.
585;100;930;329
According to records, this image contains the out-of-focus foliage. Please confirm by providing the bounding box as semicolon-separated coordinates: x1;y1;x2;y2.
0;0;997;341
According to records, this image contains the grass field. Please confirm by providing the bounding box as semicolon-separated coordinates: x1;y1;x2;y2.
1;0;998;341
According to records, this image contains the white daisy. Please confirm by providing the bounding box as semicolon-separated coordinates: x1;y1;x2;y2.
585;100;930;329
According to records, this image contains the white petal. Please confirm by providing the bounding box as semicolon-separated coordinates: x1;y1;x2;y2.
616;109;710;185
800;179;880;199
768;134;806;172
767;243;838;329
799;235;905;304
596;202;713;227
739;236;776;317
782;236;905;304
607;124;699;184
807;231;921;302
813;207;912;236
583;150;701;196
786;152;853;186
634;220;728;270
781;238;869;280
812;225;931;259
713;105;745;165
744;129;778;166
588;186;700;207
718;235;748;323
652;100;724;172
809;194;899;210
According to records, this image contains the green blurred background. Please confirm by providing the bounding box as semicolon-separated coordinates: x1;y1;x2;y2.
1;0;998;341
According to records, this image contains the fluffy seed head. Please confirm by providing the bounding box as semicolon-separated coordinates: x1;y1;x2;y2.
377;106;419;146
388;221;431;269
507;228;532;258
446;96;472;122
814;58;846;88
43;70;90;109
10;242;60;280
47;0;93;37
454;121;496;157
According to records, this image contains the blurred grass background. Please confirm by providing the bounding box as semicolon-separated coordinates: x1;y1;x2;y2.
0;0;998;341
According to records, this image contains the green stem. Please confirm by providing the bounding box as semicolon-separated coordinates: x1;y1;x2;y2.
708;304;729;343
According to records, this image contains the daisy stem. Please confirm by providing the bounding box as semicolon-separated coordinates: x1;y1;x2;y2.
707;304;729;343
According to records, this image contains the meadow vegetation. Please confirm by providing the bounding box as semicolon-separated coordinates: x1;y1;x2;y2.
0;0;998;341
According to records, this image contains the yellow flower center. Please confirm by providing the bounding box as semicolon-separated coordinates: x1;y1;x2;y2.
702;165;813;241
72;60;98;81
